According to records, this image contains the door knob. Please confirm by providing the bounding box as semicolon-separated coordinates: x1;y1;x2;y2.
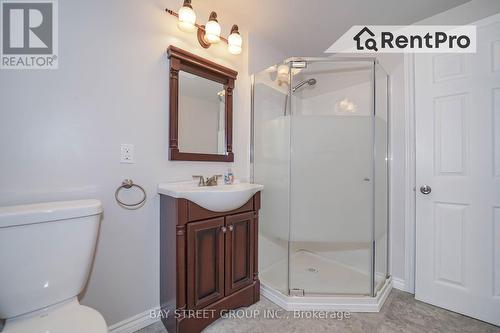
228;225;233;232
420;185;432;195
220;226;227;233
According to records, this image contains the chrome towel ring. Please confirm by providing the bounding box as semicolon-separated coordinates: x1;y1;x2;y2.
115;179;147;209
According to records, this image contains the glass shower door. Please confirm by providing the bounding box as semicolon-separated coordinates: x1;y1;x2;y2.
374;63;389;294
288;60;375;296
252;65;291;295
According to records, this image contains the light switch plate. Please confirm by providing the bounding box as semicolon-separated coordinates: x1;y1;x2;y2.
120;144;134;164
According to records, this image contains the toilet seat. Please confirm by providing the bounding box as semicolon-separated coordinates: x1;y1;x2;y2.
3;298;108;333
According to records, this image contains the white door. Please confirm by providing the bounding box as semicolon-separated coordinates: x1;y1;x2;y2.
415;14;500;326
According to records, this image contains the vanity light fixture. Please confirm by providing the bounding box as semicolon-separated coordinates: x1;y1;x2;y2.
203;12;221;44
177;0;196;32
227;25;242;55
165;1;242;55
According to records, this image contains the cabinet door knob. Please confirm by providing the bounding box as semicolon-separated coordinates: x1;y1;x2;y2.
228;225;233;232
220;226;227;233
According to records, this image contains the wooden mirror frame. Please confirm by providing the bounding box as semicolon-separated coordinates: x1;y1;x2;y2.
167;46;237;162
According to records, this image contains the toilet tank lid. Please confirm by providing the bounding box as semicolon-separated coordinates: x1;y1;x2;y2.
0;199;103;228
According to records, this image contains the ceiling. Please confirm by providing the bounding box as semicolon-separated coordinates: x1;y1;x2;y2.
199;0;471;57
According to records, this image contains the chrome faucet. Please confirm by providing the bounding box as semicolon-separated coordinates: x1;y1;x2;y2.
192;175;223;187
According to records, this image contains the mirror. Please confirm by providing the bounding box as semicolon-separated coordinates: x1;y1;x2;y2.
178;72;226;155
167;46;237;162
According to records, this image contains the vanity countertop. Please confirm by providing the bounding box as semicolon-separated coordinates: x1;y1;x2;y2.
157;181;263;212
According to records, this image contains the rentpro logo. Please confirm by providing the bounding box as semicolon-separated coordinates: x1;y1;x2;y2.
325;25;476;54
353;26;472;52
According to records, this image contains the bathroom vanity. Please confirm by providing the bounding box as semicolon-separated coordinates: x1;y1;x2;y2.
160;46;263;332
158;182;263;333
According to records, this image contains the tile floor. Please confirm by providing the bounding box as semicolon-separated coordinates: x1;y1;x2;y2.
136;289;500;333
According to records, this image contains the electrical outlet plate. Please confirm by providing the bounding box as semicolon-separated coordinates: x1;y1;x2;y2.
120;144;134;164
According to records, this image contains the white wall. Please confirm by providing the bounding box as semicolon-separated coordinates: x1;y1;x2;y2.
417;0;500;25
248;33;287;74
0;0;250;326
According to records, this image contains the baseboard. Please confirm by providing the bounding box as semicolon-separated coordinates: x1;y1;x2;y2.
108;307;160;333
392;277;410;292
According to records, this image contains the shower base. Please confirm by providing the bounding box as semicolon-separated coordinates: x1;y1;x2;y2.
260;250;392;312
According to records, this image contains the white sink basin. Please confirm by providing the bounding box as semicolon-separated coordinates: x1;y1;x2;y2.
158;181;264;212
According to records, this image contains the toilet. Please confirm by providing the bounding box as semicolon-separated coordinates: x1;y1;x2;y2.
0;199;108;333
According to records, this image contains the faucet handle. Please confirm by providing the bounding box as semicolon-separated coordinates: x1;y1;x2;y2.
192;175;205;186
212;175;223;185
204;175;223;186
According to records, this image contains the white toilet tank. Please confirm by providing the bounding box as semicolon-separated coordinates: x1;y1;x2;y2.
0;199;102;319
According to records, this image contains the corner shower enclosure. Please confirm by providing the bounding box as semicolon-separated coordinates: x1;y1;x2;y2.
251;58;390;311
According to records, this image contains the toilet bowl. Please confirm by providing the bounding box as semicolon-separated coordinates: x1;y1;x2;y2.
0;200;108;333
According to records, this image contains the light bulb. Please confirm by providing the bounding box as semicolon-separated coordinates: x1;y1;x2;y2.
228;25;242;55
177;0;196;32
204;12;221;44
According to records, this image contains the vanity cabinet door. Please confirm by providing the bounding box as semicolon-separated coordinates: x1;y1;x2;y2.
225;212;255;296
187;217;225;309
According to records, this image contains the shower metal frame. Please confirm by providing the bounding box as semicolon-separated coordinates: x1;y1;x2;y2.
250;57;390;298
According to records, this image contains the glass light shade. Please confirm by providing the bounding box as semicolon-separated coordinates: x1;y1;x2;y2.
277;64;289;77
177;5;196;32
204;20;221;43
276;64;290;85
227;32;242;55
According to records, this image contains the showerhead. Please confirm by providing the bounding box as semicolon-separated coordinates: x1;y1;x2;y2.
308;78;317;85
292;78;317;92
283;78;317;116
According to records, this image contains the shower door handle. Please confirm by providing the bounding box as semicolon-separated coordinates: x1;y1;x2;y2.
420;185;432;195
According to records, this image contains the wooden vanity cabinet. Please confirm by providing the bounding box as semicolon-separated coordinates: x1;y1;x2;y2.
160;193;261;333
